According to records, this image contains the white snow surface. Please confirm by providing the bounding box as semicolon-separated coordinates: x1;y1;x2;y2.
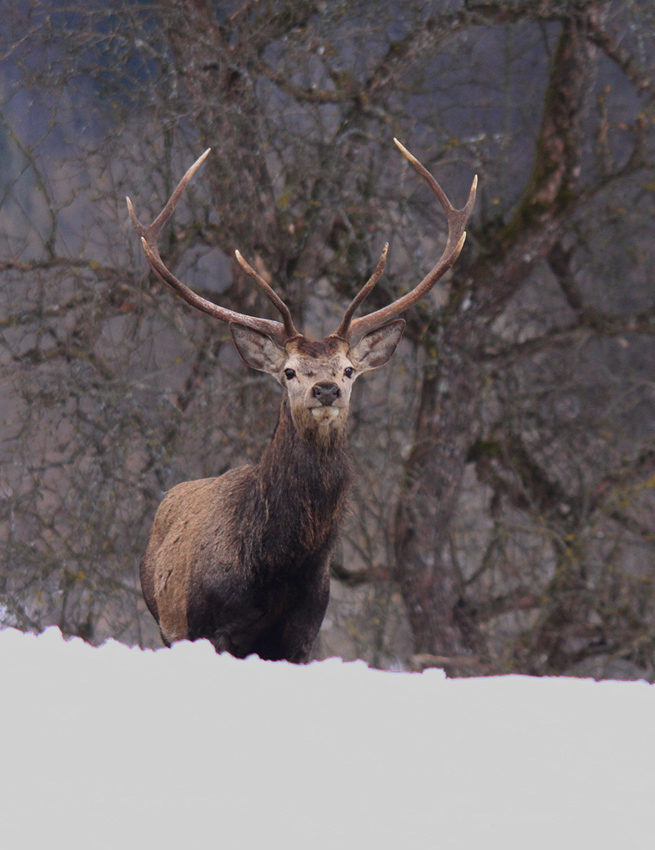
1;627;653;849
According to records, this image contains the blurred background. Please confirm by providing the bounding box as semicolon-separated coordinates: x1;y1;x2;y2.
2;0;655;678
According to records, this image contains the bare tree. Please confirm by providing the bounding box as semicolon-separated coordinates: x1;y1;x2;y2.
2;0;655;676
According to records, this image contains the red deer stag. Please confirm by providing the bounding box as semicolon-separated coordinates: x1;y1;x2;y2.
127;140;476;662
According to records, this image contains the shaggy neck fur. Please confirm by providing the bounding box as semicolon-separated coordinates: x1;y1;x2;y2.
243;396;351;573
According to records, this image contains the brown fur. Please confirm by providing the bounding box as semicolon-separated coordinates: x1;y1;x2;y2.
141;324;404;662
133;146;474;662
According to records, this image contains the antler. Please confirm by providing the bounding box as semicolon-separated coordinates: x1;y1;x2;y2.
126;149;299;344
331;139;477;340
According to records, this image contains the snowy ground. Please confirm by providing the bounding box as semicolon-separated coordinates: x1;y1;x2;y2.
1;627;653;849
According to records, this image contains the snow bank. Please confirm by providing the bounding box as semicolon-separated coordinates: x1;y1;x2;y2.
1;626;653;849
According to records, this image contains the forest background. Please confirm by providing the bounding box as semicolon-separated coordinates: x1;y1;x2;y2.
2;0;655;679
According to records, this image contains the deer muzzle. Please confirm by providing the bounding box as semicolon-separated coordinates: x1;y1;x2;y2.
312;382;340;407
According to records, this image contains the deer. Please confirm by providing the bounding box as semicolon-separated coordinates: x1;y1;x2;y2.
127;140;476;662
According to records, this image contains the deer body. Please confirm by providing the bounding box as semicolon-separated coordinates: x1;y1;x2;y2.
128;141;476;661
141;399;349;661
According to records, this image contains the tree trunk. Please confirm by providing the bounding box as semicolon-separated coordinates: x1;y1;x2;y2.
392;11;598;661
393;321;482;655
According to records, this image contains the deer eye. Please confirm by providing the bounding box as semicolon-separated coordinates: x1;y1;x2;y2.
284;368;296;380
344;367;354;379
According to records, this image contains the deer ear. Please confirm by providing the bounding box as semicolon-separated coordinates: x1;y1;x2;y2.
349;319;405;372
230;323;286;374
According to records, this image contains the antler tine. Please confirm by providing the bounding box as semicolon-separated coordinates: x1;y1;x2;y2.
126;149;211;243
331;243;388;340
335;139;477;340
126;150;292;344
235;250;299;340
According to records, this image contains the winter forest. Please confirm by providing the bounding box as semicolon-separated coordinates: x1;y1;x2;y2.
2;0;655;680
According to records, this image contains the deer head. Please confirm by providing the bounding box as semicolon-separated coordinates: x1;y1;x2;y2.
126;141;477;442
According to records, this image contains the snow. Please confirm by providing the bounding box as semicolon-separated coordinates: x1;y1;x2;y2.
1;627;653;849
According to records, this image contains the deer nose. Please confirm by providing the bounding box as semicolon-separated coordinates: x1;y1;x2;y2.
312;382;340;406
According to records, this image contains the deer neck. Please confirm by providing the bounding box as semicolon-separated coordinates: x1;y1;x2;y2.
256;396;351;536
